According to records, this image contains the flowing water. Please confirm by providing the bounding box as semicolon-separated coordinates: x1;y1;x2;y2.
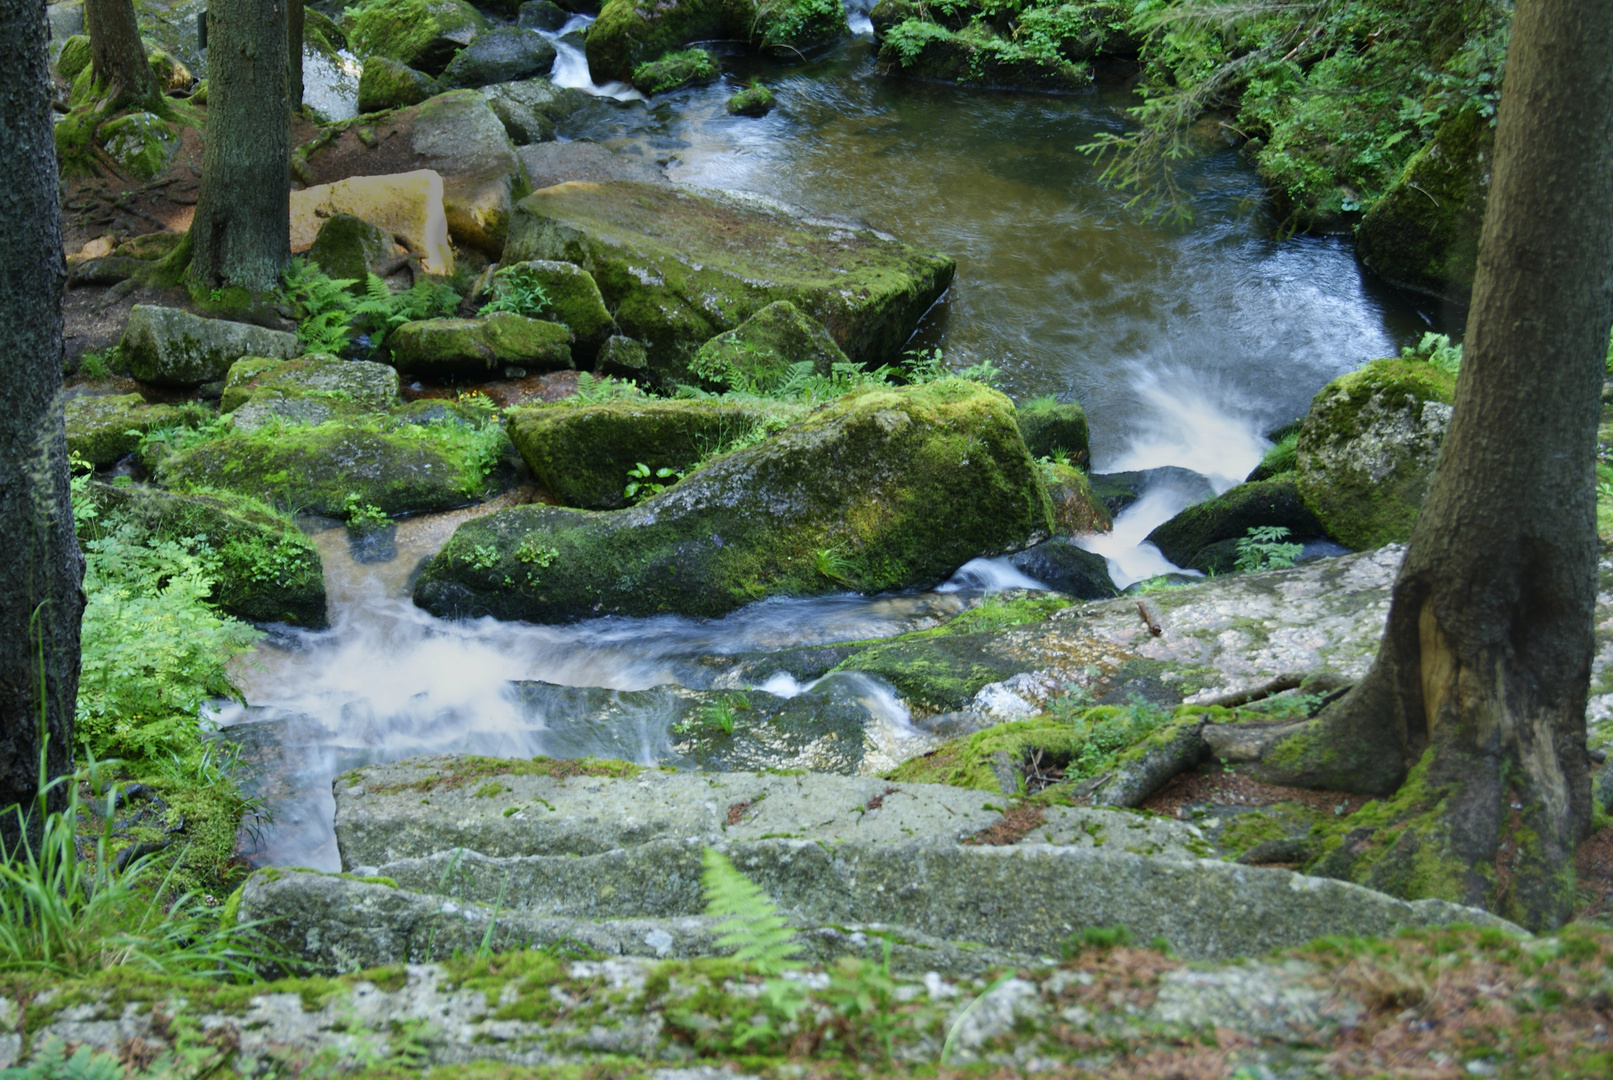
247;17;1434;865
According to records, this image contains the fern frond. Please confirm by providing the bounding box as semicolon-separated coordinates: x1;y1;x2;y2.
701;847;801;973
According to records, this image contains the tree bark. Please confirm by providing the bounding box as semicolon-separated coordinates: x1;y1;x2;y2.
288;0;303;109
83;0;163;114
189;0;289;296
0;0;85;848
1256;0;1613;930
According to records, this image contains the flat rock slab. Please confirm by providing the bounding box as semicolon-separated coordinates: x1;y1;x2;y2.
501;180;955;376
336;765;1017;866
240;869;1031;977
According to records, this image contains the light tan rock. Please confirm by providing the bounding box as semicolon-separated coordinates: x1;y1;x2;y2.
289;171;454;275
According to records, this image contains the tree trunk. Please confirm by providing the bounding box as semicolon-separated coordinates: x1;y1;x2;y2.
83;0;163;114
287;0;303;109
1256;0;1613;930
0;0;85;848
189;0;289;296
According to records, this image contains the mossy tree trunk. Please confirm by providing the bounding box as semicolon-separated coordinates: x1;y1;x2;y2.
1256;0;1613;930
287;0;303;108
0;0;85;847
84;0;164;114
189;0;290;296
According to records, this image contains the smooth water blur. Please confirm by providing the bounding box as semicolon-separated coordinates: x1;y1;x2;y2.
560;37;1426;473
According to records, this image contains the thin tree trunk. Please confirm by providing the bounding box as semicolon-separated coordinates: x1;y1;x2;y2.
0;0;85;848
1256;0;1613;930
83;0;163;114
288;0;303;110
189;0;290;295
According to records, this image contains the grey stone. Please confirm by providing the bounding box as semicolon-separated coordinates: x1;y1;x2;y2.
47;2;83;57
518;139;668;190
596;335;650;378
221;354;401;415
440;27;557;89
1149;960;1361;1040
518;0;570;30
120;305;299;387
1007;541;1116;599
308;214;398;284
409;90;533;256
480;79;585;145
356;55;438;113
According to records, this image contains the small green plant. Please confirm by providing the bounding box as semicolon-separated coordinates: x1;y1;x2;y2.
478;264;553;321
702;847;802;971
1402;331;1463;376
0;1037;123;1080
624;461;682;502
902;345;946;383
813;543;858;587
282;258;460;354
1235;525;1304;573
1062;924;1134;957
955;358;1004;387
342;492;389;534
76;346;119;380
514;538;559;566
573;372;645;403
466;543;501;571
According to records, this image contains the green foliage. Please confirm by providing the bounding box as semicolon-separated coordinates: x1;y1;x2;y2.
1052;694;1176;780
514;538;559;566
478;264;554;321
71;468;261;768
283;257;461;354
0;1039;122;1080
1235;524;1303;572
624;461;683;502
343;493;390;534
573;372;647;403
701;847;802;972
755;0;846;51
76;347;119;380
813;543;859;587
1401;330;1463;376
632;49;718;94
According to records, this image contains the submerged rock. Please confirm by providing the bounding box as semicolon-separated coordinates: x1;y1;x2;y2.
505;398;801;508
439;26;557;89
1295;356;1455;550
80;481;326;627
1008;540;1116;599
64;393;206;466
388;313;573;378
356;54;437;114
1146;475;1325;573
727;82;775;116
349;0;487;76
414;381;1051;620
691;300;849;390
502;180;954;380
120;305;300;388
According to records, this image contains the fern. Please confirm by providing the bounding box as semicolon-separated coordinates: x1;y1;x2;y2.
701;847;801;973
479;263;554;320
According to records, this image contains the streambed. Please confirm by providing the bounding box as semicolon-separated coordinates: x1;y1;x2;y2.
232;17;1430;868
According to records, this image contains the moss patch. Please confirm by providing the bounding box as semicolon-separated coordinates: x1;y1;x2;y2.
359;755;643;795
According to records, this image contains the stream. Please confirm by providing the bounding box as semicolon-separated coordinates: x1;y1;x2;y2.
237;14;1432;870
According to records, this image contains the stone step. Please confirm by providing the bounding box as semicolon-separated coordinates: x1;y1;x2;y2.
334;760;1206;868
240;869;1029;977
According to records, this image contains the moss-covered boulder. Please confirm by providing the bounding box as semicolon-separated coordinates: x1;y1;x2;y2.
415;380;1052;621
1355;107;1491;306
221;354;401;415
1294;357;1456;550
876;21;1091;91
439;26;557;89
630;48;717;94
480;79;586;145
349;0;488;76
1145;476;1325;572
494;260;617;361
506;398;803;508
1016;396;1090;467
55;32;89;80
153;414;503;517
307;214;397;284
388;314;573;378
65;393;207;467
121;305;300;387
145;47;192;93
727;83;774;116
1043;461;1110;535
502;180;955;381
585;0;748;83
98;112;181;182
691;300;848;390
81;481;327;628
357;54;438;113
596;335;650;378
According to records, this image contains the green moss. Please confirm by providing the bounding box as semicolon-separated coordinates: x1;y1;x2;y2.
417;381;1051;621
585;0;753;82
690;301;849;391
1016;396;1090;467
65;394;208;467
878;17;1091;90
631;48;718;95
388;314;573;380
357;53;439;113
349;0;489;75
727;83;776;117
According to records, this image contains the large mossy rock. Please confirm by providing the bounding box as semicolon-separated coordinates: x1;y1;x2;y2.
876;22;1091;91
307;214;397;284
415;381;1051;621
439;26;557;89
502;180;955;381
221;354;401;416
349;0;488;76
81;481;327;628
585;0;748;83
356;54;438;114
65;393;207;467
1043;462;1111;535
98;112;180;182
1016;397;1090;467
495;260;617;361
1294;358;1455;551
1355;108;1491;306
1145;476;1325;573
120;305;300;387
388;314;573;378
691;300;848;390
153;416;502;517
506;398;803;508
480;79;586;145
630;48;717;95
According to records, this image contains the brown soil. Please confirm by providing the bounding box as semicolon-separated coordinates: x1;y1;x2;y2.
402;369;581;407
964;803;1046;845
1574;822;1613;920
1140;768;1371;819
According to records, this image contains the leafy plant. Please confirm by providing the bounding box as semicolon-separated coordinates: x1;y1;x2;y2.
573;372;645;403
76;346;119;380
624;461;682;502
0;1038;123;1080
1402;330;1464;376
515;538;559;566
478;264;554;321
701;847;801;972
1235;524;1304;573
466;543;501;571
814;543;858;587
282;258;459;355
343;493;389;534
